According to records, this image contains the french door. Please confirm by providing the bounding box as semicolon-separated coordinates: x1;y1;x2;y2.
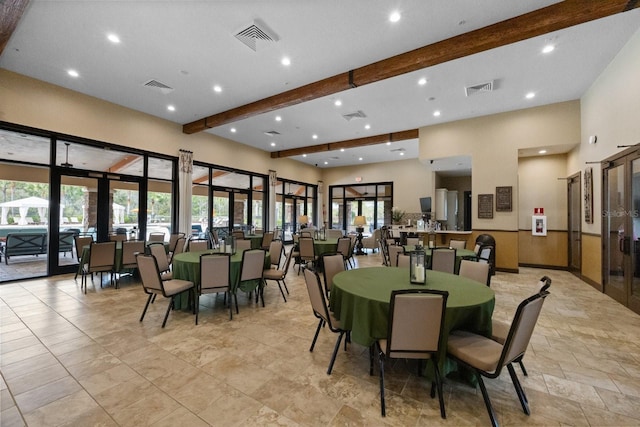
603;154;640;314
567;173;581;274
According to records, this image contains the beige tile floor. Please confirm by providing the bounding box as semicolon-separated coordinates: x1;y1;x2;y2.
1;250;640;426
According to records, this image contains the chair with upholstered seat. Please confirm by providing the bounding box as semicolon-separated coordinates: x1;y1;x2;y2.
298;236;317;273
336;237;353;269
388;245;404;267
148;232;165;242
458;259;490;286
396;253;410;268
81;241;116;293
168;232;186;254
371;289;449;417
267;239;284;269
362;228;380;253
118;240;145;284
260;231;274;250
327;229;344;239
137;253;195;328
235;239;252;252
321;252;345;298
198;253;234;322
188;238;209;252
74;235;93;280
449;239;467;250
490;276;551;376
238;249;267;307
232;230;245;240
262;248;293;302
447;291;549;427
147;242;172;280
303;267;349;375
406;236;420;246
431;247;456;274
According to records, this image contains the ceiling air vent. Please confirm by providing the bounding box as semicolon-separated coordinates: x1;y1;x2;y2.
143;79;174;94
465;80;493;97
342;110;367;121
264;130;281;137
235;20;279;51
390;148;406;153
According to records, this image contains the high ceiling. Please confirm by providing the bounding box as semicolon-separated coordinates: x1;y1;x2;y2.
2;1;640;171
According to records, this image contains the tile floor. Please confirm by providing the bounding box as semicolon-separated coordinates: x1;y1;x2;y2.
1;250;640;426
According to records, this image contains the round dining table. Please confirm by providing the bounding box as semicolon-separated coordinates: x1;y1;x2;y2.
403;246;477;273
330;266;494;380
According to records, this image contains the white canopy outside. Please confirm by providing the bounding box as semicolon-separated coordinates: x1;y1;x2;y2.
0;196;60;225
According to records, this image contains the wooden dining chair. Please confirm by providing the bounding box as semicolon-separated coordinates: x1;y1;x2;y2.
198;253;234;322
447;291;549;427
137;253;195;328
371;289;449;418
303;267;349;375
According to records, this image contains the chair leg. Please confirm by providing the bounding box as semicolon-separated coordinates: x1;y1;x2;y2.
377;343;386;416
276;280;287;302
517;357;528;377
327;331;345;375
140;293;153;322
369;344;375;375
195;292;200;325
161;297;173;328
228;291;233;320
259;280;265;307
476;373;498;427
310;319;322;351
433;361;446;419
508;363;530;415
282;278;289;294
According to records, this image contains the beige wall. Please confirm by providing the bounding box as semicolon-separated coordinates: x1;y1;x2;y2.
0;69;321;185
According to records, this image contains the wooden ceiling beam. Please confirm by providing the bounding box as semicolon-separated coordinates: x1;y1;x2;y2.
183;0;638;135
108;155;141;173
0;0;29;55
270;129;418;159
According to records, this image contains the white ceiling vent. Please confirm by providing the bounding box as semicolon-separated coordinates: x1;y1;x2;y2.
235;20;279;51
264;130;281;137
342;110;367;121
143;79;173;94
465;80;493;97
390;147;406;152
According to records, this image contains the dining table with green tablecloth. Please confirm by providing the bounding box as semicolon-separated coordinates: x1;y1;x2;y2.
244;234;264;249
171;249;270;309
78;240;169;276
403;246;477;273
329;266;494;381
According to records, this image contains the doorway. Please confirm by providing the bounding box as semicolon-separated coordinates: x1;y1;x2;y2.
567;172;581;275
602;153;640;314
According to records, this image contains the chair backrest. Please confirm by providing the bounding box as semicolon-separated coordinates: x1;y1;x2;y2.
149;232;165;242
499;292;548;370
458;260;490;285
388;245;404;267
299;236;315;260
478;245;493;263
236;239;252;252
280;249;294;274
261;231;274;249
303;267;332;326
386;289;449;359
473;243;482;255
396;253;410;268
240;249;265;282
536;276;552;293
188;239;209;252
122;240;145;267
172;237;186;257
109;233;127;242
232;230;245;239
168;233;185;253
322;253;345;296
269;240;283;267
449;239;466;250
208;229;219;248
431;248;456;274
406;237;420;246
89;241;116;270
380;238;391;266
300;230;313;238
148;242;169;272
336;237;351;258
136;253;164;293
74;235;93;261
200;253;230;293
327;229;344;239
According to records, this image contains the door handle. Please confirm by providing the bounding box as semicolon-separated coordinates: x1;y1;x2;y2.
623;236;631;255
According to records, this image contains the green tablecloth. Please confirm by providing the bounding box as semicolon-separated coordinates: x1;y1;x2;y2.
403;246;477;273
245;234;263;249
79;241;169;275
330;266;494;379
314;237;339;256
172;249;270;309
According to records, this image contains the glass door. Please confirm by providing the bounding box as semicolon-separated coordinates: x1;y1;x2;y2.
567;173;581;274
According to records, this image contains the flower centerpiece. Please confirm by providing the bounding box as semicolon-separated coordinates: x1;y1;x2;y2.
391;207;405;224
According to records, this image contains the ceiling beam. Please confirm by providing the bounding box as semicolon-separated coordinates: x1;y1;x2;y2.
0;0;29;56
108;155;140;173
183;0;638;135
270;129;418;159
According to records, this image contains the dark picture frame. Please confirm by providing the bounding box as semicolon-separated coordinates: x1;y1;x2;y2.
584;167;593;224
496;186;512;212
478;194;494;219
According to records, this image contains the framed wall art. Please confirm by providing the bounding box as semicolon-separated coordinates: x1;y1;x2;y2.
584;167;593;223
496;186;512;212
478;194;493;219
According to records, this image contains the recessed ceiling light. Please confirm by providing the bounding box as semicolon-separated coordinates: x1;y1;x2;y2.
67;69;79;78
389;11;401;22
230;128;236;133
312;134;318;139
340;148;345;152
418;77;427;86
539;149;547;154
281;57;291;66
270;142;276;147
399;152;405;156
526;92;535;99
365;124;371;130
213;85;222;93
359;157;363;161
386;142;391;146
107;33;120;44
302;154;307;157
275;116;282;122
542;44;555;54
167;105;175;112
334;100;342;107
433;110;441;117
324;161;328;165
